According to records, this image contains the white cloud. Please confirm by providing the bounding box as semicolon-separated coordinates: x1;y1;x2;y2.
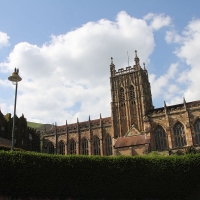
143;13;155;21
143;13;172;30
0;79;11;88
170;19;200;102
168;84;179;94
149;63;179;98
153;18;200;106
165;30;183;44
0;32;10;48
0;11;172;125
168;96;183;106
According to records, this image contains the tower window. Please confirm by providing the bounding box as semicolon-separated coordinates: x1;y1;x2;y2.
120;88;125;102
130;85;135;100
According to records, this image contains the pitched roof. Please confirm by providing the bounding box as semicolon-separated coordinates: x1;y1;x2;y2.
47;117;112;134
114;135;150;148
148;100;200;114
0;137;12;147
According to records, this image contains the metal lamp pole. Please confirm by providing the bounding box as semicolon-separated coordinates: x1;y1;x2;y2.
8;68;22;150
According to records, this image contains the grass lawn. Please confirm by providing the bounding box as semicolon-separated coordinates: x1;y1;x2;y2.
27;121;43;129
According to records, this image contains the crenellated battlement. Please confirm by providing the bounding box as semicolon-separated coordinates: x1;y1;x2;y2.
114;65;143;76
110;50;147;77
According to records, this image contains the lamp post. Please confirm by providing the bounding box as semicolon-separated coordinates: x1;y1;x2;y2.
8;68;22;150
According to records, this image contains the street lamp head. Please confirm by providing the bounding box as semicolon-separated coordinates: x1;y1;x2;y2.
8;68;22;84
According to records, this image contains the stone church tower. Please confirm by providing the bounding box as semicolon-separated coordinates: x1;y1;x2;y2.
110;51;153;138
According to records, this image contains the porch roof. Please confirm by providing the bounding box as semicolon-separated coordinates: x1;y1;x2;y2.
114;135;150;148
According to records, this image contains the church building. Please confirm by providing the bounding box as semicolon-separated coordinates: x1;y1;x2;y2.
0;112;40;151
42;51;200;156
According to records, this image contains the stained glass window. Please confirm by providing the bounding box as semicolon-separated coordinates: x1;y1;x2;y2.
59;141;65;155
70;140;76;154
194;119;200;144
105;135;112;155
94;137;100;155
82;138;89;155
154;126;168;150
48;142;54;154
173;122;187;147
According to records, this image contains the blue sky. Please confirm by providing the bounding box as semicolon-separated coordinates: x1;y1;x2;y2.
1;0;200;124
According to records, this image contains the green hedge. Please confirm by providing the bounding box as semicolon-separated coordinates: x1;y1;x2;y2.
0;151;200;199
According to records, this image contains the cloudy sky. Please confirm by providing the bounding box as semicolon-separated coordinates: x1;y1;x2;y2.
0;0;200;125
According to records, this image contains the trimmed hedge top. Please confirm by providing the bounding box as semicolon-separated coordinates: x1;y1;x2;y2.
0;151;200;199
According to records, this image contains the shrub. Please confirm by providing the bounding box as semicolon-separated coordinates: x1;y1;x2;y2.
185;146;197;154
0;151;200;199
147;151;168;157
175;149;185;155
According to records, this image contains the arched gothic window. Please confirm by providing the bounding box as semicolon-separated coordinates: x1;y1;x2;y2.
59;141;65;155
130;85;135;100
70;140;76;154
94;137;100;155
82;138;89;155
105;135;112;156
120;88;125;102
194;119;200;144
173;122;187;147
48;142;54;154
154;126;168;150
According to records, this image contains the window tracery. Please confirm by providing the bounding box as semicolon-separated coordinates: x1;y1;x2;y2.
173;122;187;147
70;140;76;154
105;135;112;156
194;119;200;144
48;142;54;154
82;138;89;155
94;137;100;155
59;141;65;155
154;126;168;150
